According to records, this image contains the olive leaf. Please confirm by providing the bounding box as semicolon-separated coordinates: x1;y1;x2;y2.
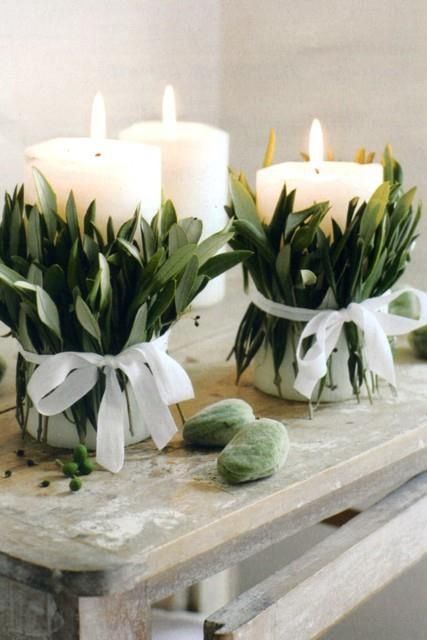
75;296;102;345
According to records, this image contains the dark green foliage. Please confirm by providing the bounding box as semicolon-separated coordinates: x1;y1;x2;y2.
0;173;247;437
228;146;420;398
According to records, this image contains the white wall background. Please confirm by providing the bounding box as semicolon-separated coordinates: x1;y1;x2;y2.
1;1;427;637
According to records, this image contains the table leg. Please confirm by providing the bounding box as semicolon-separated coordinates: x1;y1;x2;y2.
0;575;151;640
77;588;151;640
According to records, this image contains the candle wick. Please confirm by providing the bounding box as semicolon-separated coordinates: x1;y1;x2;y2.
315;167;320;175
95;152;102;157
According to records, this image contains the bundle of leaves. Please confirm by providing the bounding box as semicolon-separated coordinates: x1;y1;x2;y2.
227;144;421;399
0;171;249;437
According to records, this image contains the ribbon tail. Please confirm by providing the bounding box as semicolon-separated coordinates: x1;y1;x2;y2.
294;312;344;399
360;309;397;388
122;361;177;449
96;368;126;473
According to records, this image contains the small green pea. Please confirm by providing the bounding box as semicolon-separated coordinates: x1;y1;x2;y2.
78;459;95;476
69;477;82;492
73;444;88;464
62;462;79;478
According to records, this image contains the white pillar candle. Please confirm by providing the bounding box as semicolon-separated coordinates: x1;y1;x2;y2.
256;119;383;235
119;86;229;307
24;93;161;232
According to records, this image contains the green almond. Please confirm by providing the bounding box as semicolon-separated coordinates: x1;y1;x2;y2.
183;399;255;448
217;418;290;484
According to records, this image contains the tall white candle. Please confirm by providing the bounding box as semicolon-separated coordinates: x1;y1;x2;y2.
256;119;383;235
24;93;161;232
119;86;229;307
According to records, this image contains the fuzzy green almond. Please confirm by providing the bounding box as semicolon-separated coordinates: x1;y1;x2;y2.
217;418;290;484
183;399;255;448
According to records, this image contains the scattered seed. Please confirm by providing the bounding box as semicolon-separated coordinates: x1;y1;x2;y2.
69;477;82;492
39;480;50;488
15;449;25;457
26;459;38;467
2;470;12;479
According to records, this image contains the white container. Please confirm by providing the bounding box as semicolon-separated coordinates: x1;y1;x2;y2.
24;385;150;450
254;327;357;402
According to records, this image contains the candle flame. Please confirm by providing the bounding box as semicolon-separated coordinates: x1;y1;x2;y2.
162;85;177;132
90;92;107;141
309;118;324;168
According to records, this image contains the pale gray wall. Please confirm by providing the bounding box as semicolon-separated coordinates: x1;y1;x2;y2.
0;0;222;193
219;0;427;287
1;1;427;637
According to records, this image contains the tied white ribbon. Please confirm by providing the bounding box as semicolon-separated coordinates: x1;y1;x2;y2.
21;334;194;473
251;288;427;399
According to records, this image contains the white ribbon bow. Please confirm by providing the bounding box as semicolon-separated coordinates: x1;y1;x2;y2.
251;288;427;399
21;334;194;473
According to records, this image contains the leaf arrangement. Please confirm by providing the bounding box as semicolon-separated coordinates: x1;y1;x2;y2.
227;144;421;399
0;170;249;437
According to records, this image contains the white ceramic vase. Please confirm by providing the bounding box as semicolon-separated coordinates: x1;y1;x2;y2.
24;385;150;449
254;326;356;402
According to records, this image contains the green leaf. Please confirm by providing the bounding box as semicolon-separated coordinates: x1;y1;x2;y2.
32;168;57;242
117;238;143;266
175;255;199;313
44;265;66;298
140;216;156;262
67;239;83;292
168;224;188;254
179;217;203;244
233;220;275;263
27;207;43;261
36;286;61;339
194;229;234;266
147;281;176;328
124;303;148;348
27;264;43;287
98;254;111;312
359;182;390;245
75;296;102;344
18;308;36;352
84;201;96;236
285;202;329;241
83;234;99;264
0;262;23;286
229;173;264;232
65;192;80;243
152;244;196;288
200;250;252;280
160;200;178;238
262;129;276;168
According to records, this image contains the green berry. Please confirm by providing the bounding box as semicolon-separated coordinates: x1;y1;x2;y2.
62;462;79;478
73;444;88;464
78;459;95;476
69;477;82;492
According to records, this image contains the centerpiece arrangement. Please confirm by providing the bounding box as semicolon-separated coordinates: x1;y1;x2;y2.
0;171;248;472
227;128;427;405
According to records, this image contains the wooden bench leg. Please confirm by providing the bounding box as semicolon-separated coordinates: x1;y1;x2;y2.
0;575;151;640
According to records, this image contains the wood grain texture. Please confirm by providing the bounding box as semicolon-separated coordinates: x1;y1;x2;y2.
204;473;427;639
0;277;426;603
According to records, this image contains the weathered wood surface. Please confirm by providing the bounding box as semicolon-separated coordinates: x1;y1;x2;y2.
204;473;427;640
0;575;150;640
0;276;427;604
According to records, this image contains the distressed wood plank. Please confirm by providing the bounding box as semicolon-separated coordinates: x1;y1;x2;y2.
78;585;151;640
204;473;427;640
0;575;151;640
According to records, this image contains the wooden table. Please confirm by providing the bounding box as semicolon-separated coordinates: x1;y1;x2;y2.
0;276;427;639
